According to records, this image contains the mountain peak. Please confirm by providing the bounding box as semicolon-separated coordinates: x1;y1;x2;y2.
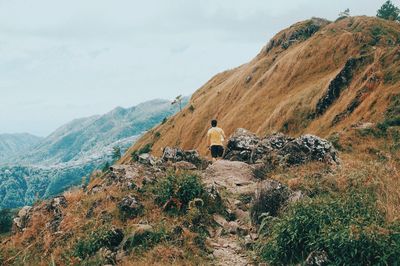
123;15;400;161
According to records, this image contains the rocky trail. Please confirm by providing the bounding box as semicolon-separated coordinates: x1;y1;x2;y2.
5;128;340;265
203;160;258;265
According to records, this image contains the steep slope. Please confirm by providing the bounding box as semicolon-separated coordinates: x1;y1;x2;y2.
123;16;400;161
0;133;42;164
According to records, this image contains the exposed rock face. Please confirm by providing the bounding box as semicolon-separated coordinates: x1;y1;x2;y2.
314;55;372;117
224;128;339;168
45;196;68;232
224;128;260;163
118;196;143;220
265;18;330;53
162;147;205;167
278;134;339;165
137;153;157;166
12;206;32;232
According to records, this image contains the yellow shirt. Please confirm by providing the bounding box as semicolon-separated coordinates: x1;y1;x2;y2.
207;127;226;146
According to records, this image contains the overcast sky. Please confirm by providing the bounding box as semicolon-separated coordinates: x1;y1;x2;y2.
0;0;387;136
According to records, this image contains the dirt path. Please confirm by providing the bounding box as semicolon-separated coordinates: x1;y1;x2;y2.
203;160;258;266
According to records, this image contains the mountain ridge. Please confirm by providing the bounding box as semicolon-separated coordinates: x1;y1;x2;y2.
123;16;400;162
0;97;188;209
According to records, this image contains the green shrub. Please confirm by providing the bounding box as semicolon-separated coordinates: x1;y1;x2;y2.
258;191;400;265
161;117;168;124
101;162;111;173
189;105;195;112
124;227;167;252
131;143;153;161
0;209;14;234
154;131;161;139
154;174;205;213
73;227;124;259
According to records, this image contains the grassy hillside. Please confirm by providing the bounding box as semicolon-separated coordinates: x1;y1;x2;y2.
1;16;400;265
123;16;400;161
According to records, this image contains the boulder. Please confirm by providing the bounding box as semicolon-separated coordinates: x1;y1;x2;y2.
279;134;339;165
118;196;143;220
47;196;68;211
109;165;126;178
224;129;339;169
12;206;32;232
137;153;157;166
44;196;68;232
224;128;260;163
305;250;329;266
162;147;204;167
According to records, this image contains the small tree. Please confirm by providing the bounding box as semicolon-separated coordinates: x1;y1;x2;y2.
377;0;400;21
338;8;350;18
112;146;121;161
102;161;111;173
171;95;183;111
0;209;13;233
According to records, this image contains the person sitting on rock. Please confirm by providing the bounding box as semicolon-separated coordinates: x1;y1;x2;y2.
207;119;226;161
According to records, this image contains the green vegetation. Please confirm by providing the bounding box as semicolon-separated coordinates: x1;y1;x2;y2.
154;131;161;139
377;0;400;21
258;191;400;265
358;94;400;138
189;105;195;112
153;174;205;213
131;143;153;161
101;162;111;173
124;227;168;252
73;227;123;259
0;209;14;234
161;117;168;124
112;146;121;161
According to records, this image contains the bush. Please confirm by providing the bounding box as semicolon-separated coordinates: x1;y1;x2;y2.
154;174;205;213
161;117;168;124
258;191;400;265
124;227;167;252
0;209;14;234
73;227;124;259
154;131;161;139
251;180;291;225
131;143;153;161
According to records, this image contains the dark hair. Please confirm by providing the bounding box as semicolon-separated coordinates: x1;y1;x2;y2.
211;119;217;127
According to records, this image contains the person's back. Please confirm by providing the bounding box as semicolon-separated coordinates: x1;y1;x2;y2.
207;120;226;161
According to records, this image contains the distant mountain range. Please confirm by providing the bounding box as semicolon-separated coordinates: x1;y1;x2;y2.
0;98;188;209
0;133;42;163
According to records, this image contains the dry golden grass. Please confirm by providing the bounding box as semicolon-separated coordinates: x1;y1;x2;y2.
122;16;400;162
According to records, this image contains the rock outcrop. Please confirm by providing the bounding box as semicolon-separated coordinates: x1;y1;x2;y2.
118;195;144;220
224;129;339;172
161;146;207;168
12;206;32;232
45;195;68;232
